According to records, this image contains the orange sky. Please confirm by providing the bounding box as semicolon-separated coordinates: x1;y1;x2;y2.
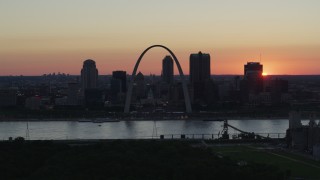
0;1;320;75
1;45;319;76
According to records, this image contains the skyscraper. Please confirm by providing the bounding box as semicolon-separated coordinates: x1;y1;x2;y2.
189;52;210;84
244;62;263;79
110;71;127;104
81;59;98;91
111;71;127;94
189;52;211;103
162;56;174;84
244;62;263;93
135;72;145;99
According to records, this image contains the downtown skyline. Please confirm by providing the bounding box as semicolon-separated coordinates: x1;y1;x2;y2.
1;0;320;76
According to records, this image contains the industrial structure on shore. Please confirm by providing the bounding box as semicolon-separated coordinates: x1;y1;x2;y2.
286;111;320;160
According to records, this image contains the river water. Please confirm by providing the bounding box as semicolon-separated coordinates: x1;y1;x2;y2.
0;119;316;140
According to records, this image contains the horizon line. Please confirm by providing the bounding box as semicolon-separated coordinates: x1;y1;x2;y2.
1;74;320;77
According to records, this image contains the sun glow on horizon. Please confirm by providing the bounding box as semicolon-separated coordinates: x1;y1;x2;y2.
262;72;268;76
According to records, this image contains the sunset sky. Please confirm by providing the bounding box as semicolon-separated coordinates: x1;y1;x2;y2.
1;0;320;75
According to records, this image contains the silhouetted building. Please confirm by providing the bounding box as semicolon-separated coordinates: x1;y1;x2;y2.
244;62;263;93
162;56;174;84
112;71;127;93
190;52;210;84
240;62;263;103
81;59;98;91
134;72;145;100
110;71;127;104
189;52;211;103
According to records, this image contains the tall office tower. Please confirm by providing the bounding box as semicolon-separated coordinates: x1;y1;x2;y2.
244;62;263;79
135;72;145;99
81;59;98;90
189;51;210;83
244;62;263;93
189;52;211;103
162;56;174;84
112;71;127;93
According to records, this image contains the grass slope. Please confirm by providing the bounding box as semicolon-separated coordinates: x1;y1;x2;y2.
211;145;320;179
0;140;286;180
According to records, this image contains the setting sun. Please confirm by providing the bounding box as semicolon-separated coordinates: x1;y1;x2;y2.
262;72;268;76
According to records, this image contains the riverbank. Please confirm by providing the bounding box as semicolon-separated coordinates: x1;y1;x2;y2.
0;119;290;140
0;106;295;121
0;116;290;122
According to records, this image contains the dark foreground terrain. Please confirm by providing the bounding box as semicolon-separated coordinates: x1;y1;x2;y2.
0;140;287;180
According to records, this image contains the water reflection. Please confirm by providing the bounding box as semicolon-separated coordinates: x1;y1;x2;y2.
0;119;296;140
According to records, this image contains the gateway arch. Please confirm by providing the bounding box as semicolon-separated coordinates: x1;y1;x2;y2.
124;45;192;113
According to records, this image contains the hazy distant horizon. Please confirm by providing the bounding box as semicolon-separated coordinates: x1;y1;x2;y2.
1;73;320;77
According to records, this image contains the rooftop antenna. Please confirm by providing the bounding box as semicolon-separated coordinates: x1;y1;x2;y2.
259;53;261;63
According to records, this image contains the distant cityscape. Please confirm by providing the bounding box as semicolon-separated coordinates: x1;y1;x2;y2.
2;1;320;179
0;50;320;119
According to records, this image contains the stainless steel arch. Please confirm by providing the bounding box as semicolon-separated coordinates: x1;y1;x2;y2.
124;45;192;113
